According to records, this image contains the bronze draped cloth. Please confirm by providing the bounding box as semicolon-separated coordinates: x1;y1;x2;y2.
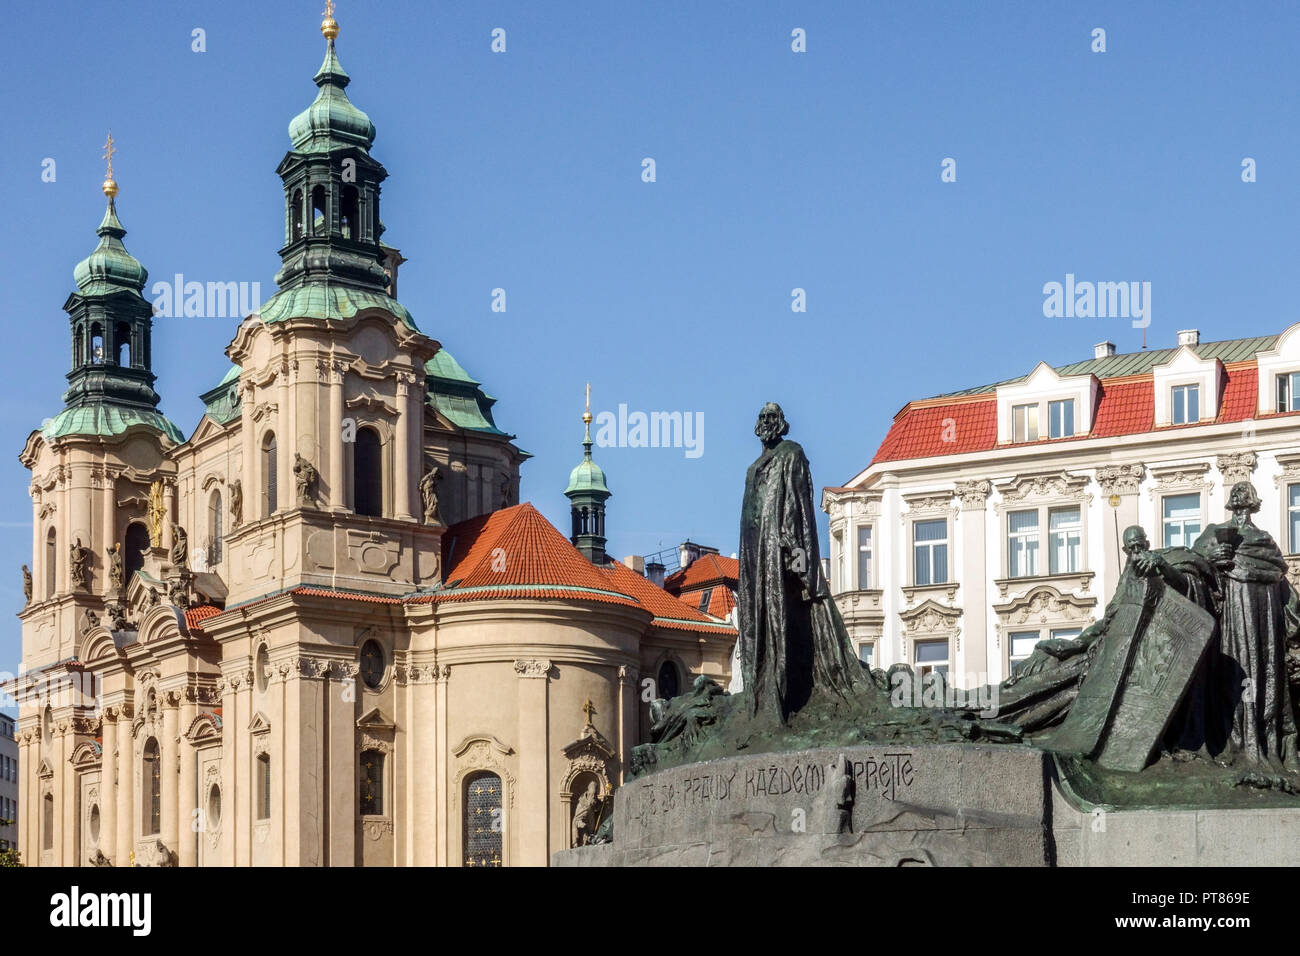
738;438;864;724
1187;522;1300;770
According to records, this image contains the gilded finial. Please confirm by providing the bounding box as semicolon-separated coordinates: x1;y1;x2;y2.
321;0;339;40
101;131;118;198
583;382;592;425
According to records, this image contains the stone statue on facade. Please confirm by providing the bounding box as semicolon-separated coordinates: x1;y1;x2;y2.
107;542;124;594
229;478;243;528
571;781;603;848
294;453;319;508
170;524;188;570
21;564;31;604
739;403;870;723
420;466;443;525
69;538;91;590
499;473;511;510
148;479;167;548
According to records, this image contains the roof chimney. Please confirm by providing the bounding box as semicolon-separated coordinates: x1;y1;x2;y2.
645;560;665;588
623;555;645;575
1093;341;1115;359
1177;329;1199;347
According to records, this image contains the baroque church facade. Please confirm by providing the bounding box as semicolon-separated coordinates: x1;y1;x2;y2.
12;11;735;867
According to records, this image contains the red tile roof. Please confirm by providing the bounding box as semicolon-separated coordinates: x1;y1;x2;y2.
677;586;736;619
1217;365;1257;422
597;560;735;634
184;604;223;630
870;398;998;464
1091;379;1152;437
663;554;739;592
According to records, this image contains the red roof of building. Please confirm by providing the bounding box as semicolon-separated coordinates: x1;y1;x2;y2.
596;559;735;634
663;553;739;592
184;604;223;630
677;586;737;619
866;362;1279;467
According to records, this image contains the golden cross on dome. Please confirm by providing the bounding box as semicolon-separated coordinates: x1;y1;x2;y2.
582;698;597;724
102;131;116;180
322;0;335;17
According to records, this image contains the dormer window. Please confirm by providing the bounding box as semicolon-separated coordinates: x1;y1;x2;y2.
1172;384;1200;424
1048;399;1075;438
1013;403;1039;442
1278;372;1300;412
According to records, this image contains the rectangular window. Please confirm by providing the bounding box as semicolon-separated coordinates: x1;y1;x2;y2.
1008;631;1041;672
1007;510;1040;577
1049;506;1082;574
834;531;845;592
1162;493;1202;548
914;639;949;678
698;589;713;612
857;642;874;668
360;751;384;816
1171;384;1200;425
257;754;271;820
857;526;872;589
1289;483;1300;554
1278;372;1300;413
1048;399;1075;439
912;519;948;586
1013;403;1039;442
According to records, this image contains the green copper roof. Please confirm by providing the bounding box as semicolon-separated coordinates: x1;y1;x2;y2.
256;283;418;330
199;365;242;426
72;200;149;297
42;405;184;444
933;334;1282;399
425;348;480;386
218;363;242;385
425;348;513;437
288;41;376;154
566;453;610;496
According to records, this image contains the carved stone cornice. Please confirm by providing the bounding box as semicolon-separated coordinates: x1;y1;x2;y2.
994;570;1094;601
1148;462;1212;498
954;480;991;510
898;599;962;636
995;470;1089;503
1275;454;1300;489
993;584;1097;627
513;659;552;680
900;581;959;608
1216;452;1257;486
902;491;955;514
1095;463;1144;497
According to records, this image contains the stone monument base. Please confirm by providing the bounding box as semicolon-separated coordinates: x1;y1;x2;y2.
553;743;1300;866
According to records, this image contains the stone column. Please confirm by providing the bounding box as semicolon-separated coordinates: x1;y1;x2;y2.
177;691;198;867
100;710;118;866
278;359;292;511
287;359;299;501
57;721;71;865
59;474;70;593
116;705;134;865
30;492;42;601
220;672;240;867
617;666;636;784
513;659;550;867
69;463;92;582
328;361;345;511
955;480;991;683
100;469;116;566
240;379;255;516
17;731;30;862
161;692;179;857
326;662;357;867
162;481;175;554
394;374;413;520
411;669;436;864
434;664;449;867
1097;464;1144;603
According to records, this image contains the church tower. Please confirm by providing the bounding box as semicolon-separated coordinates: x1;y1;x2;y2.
564;385;612;564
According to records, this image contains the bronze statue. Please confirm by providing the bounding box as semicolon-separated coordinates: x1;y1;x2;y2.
294;453;319;508
69;538;91;590
738;403;867;723
229;479;243;528
170;524;188;570
21;564;31;604
107;542;124;594
419;466;443;525
147;479;167;548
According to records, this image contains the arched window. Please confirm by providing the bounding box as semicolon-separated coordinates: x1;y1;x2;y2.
463;771;503;867
263;433;278;516
290;188;304;240
73;327;83;367
658;660;680;701
42;793;53;850
90;323;103;363
208;490;223;565
44;527;56;598
125;522;149;579
115;322;131;367
143;738;161;835
256;753;271;819
360;750;384;815
311;185;327;235
341;185;359;239
354;427;382;517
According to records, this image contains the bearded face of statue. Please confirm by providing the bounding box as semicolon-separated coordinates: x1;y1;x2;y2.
754;403;788;447
1122;527;1150;556
1227;481;1261;517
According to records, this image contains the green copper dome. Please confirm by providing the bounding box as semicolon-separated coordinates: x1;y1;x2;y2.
72;200;149;296
565;453;610;496
288;41;376;154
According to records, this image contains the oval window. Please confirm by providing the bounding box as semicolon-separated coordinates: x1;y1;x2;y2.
360;641;385;690
208;783;222;829
89;804;101;843
256;645;270;693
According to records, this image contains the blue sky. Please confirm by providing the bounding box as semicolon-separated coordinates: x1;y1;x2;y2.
3;0;1300;681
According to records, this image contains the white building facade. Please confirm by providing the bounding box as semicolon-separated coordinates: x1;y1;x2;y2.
824;325;1300;689
0;713;16;852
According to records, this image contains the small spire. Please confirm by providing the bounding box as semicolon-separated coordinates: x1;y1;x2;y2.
101;131;118;199
321;0;339;40
582;383;593;448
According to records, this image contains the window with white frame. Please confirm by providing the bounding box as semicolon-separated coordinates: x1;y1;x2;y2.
1008;631;1040;671
1277;371;1300;413
913;519;949;585
1013;403;1039;442
833;530;845;592
914;639;949;678
1171;385;1199;425
857;641;875;668
1049;506;1082;574
1007;510;1039;577
857;526;872;589
1048;399;1075;439
1162;493;1202;548
1288;484;1300;554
